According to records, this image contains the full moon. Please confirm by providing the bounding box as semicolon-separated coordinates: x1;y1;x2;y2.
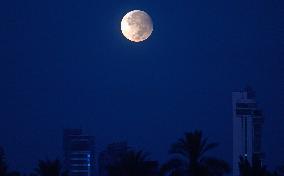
121;10;153;42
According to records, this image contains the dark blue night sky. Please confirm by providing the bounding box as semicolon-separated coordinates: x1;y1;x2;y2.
0;0;283;173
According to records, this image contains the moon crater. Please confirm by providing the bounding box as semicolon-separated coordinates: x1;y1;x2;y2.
121;10;153;42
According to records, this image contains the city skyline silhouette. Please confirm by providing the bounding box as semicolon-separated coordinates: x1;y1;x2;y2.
0;0;283;174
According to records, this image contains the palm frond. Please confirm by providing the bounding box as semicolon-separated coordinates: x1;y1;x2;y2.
200;142;218;157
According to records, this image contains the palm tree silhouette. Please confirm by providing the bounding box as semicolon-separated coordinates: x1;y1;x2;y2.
108;149;158;176
160;130;230;176
34;159;67;176
274;165;284;176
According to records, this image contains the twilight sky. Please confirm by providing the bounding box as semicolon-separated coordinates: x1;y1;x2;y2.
0;0;283;173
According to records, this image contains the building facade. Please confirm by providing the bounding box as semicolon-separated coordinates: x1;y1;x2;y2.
232;87;264;176
63;129;96;176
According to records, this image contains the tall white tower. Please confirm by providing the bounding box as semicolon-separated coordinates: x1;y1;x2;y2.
232;87;264;176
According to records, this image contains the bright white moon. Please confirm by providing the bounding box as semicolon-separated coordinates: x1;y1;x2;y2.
121;10;153;42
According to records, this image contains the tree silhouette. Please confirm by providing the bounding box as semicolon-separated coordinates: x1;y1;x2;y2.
0;147;20;176
238;156;252;176
276;165;284;176
160;130;230;176
0;147;8;176
108;149;158;176
278;165;284;176
34;159;67;176
238;155;270;176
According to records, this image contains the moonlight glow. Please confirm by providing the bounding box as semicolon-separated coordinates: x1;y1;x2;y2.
121;10;153;42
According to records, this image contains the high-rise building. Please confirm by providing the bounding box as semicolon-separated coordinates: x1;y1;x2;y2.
63;129;96;176
232;87;264;176
98;142;129;176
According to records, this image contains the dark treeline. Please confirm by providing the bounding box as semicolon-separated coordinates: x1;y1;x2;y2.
1;130;283;176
